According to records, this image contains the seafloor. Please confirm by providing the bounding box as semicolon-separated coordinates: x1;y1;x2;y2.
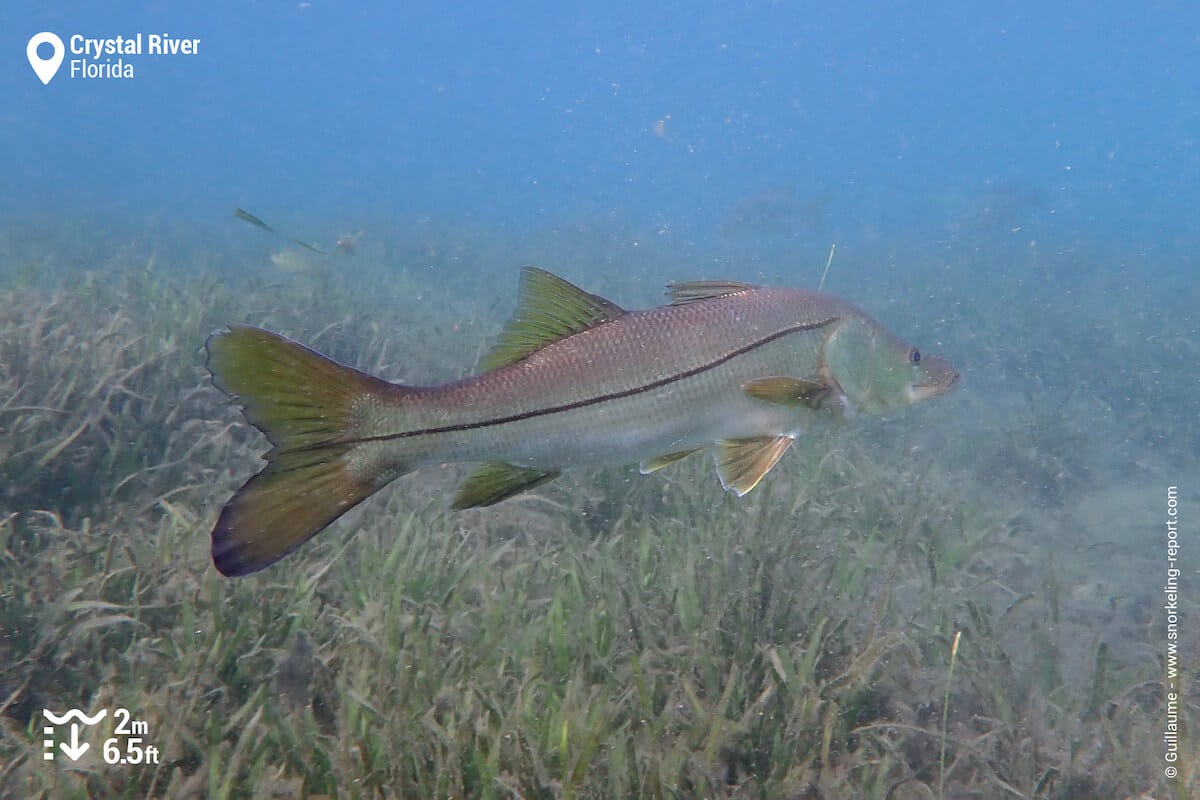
0;218;1195;799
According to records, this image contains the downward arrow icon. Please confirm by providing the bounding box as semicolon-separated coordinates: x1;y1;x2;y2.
59;723;89;761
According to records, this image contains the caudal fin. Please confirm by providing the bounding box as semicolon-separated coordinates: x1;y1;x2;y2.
206;325;397;577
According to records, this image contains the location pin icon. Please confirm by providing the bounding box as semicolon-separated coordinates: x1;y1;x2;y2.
27;32;65;85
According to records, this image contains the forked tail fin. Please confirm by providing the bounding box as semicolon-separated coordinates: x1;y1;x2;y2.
205;325;398;577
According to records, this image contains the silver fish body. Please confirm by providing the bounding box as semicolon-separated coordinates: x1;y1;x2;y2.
206;268;957;576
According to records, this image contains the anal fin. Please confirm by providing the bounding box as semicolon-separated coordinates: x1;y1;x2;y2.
451;462;559;509
714;436;794;496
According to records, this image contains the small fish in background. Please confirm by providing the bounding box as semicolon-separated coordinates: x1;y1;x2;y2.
269;247;329;275
719;187;834;239
335;230;366;255
234;207;325;254
936;181;1043;236
274;633;315;710
235;207;363;258
205;268;959;577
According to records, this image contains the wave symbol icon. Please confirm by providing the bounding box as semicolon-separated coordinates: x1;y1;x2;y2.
44;708;108;726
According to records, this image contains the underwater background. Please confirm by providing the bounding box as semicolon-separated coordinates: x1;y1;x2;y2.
1;2;1197;798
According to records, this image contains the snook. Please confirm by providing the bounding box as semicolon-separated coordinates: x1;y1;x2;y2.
207;267;958;576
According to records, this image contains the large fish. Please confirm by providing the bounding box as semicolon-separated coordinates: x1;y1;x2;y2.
207;267;958;576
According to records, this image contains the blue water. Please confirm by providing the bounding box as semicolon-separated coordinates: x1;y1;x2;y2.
4;2;1197;255
2;4;1197;793
4;0;1197;606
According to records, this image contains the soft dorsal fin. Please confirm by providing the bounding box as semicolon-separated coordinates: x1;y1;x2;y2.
478;267;626;372
666;280;761;305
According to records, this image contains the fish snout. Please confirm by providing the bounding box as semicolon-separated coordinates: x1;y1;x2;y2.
908;354;959;403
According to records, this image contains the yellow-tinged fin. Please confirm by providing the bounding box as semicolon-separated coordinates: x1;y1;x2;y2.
211;448;370;578
639;448;702;474
477;267;626;372
666;279;761;305
451;462;559;509
743;376;832;409
206;325;401;577
714;436;794;496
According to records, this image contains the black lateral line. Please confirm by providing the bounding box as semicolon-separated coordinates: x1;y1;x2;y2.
312;316;838;448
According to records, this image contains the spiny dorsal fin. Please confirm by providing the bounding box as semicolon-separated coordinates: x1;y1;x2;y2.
666;279;761;305
478;267;626;372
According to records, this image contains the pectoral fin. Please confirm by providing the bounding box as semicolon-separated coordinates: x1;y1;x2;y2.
713;436;794;496
451;462;559;509
639;448;702;474
743;376;832;409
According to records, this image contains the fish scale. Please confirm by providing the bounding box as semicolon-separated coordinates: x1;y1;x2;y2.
371;296;841;469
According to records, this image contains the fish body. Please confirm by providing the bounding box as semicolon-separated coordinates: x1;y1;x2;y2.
269;248;329;274
207;268;958;576
336;230;365;254
354;285;915;470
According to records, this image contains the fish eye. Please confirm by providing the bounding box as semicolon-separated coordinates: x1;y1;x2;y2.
910;349;921;364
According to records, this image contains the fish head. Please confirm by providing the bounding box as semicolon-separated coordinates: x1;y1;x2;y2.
822;316;958;413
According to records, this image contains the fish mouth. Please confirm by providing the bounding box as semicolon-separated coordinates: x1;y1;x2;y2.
908;355;959;403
